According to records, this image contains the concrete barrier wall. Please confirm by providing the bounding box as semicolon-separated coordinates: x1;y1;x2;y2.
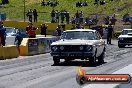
20;38;29;56
0;45;19;59
20;37;58;56
0;47;3;59
6;36;15;45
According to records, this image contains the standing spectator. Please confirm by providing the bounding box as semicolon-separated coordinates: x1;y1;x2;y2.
100;0;106;5
110;17;117;25
33;9;38;22
85;17;92;28
106;25;113;44
92;18;98;25
76;1;83;7
40;24;48;37
26;9;33;22
1;0;9;4
0;21;6;46
51;9;56;23
26;22;37;38
71;16;76;24
104;16;110;25
60;10;65;23
123;13;129;23
61;23;66;31
56;25;61;37
83;0;88;6
55;0;59;6
55;10;60;23
65;11;70;24
75;10;80;24
85;17;90;25
94;0;99;4
79;11;83;24
41;0;47;6
47;1;51;6
14;29;22;53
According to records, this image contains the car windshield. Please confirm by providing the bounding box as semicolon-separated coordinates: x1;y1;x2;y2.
61;31;95;40
121;30;132;35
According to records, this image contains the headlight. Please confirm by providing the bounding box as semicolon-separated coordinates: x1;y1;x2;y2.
80;46;83;50
119;38;124;41
87;46;92;51
52;46;58;51
60;46;64;50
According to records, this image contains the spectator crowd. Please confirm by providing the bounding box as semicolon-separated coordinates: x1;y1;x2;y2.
1;0;9;5
41;0;59;7
26;9;38;22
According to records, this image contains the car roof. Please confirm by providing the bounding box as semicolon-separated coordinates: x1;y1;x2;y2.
123;29;132;30
64;29;96;32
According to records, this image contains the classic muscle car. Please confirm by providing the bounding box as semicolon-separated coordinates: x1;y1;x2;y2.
50;29;106;65
118;29;132;48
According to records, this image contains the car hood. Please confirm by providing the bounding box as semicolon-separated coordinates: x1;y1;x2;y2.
118;35;132;38
51;39;98;45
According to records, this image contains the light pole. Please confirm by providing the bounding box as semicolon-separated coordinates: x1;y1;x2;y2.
24;0;26;22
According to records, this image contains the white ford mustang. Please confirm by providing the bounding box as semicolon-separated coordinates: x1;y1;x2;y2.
50;29;106;65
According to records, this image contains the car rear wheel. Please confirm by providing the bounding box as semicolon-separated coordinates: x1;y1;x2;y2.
118;44;125;48
53;56;60;65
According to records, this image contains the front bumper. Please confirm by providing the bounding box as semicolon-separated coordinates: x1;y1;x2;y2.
118;41;132;45
51;52;94;58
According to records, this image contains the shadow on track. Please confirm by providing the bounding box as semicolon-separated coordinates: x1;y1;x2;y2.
123;46;132;48
52;60;107;67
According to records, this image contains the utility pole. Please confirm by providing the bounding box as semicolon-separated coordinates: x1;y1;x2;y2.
24;0;26;22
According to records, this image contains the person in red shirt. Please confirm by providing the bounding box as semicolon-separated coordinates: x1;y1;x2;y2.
26;23;36;38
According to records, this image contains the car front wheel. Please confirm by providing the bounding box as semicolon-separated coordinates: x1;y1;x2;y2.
53;56;60;65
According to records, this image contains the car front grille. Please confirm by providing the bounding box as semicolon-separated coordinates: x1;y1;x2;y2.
123;38;132;43
60;45;86;52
